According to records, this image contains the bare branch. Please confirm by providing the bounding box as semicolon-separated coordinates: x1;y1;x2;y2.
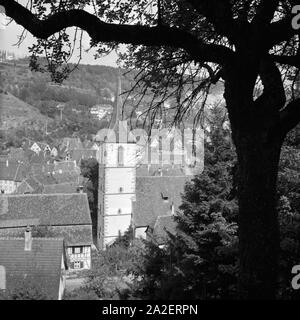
279;98;300;135
0;0;233;66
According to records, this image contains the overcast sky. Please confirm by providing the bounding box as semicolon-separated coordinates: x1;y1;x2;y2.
0;5;118;66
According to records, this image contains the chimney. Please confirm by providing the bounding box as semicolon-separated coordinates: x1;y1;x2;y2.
24;226;32;251
158;167;163;177
171;203;175;215
78;185;84;193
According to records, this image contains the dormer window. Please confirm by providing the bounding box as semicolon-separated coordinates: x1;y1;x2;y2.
161;193;169;203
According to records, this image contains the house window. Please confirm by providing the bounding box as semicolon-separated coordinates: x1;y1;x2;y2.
117;146;124;166
118;209;122;214
119;187;123;193
72;247;83;254
73;261;84;269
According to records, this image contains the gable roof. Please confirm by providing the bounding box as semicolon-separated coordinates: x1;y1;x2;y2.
0;193;92;226
51;224;93;246
0;237;66;300
15;177;44;194
61;138;83;150
15;180;34;195
16;172;83;194
133;176;188;228
0;161;27;182
148;215;177;245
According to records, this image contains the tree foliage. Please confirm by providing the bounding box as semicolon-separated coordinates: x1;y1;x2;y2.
2;0;300;298
127;110;300;300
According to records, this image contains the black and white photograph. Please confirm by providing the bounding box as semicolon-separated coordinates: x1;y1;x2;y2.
0;0;299;306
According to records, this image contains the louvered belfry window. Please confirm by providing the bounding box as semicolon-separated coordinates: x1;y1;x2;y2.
118;146;124;166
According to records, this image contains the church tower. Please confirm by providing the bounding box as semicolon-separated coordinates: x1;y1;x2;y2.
96;71;136;249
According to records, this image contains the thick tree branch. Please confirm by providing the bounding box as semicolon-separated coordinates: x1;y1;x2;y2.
254;59;286;112
269;54;300;68
0;0;233;66
185;0;237;42
279;98;300;135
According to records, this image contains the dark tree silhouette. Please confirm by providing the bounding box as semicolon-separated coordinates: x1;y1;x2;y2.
1;0;300;299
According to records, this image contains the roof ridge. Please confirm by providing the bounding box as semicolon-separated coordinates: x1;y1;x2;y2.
137;175;188;178
0;237;64;241
157;214;174;219
1;192;85;197
13;162;21;181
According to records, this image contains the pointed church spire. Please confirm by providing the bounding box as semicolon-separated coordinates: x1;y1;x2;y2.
100;69;135;144
109;69;123;130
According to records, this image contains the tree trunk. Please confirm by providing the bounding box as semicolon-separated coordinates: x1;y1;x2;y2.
235;132;283;299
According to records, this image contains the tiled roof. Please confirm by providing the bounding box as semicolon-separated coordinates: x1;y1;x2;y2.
51;225;93;246
0;237;65;300
61;138;83;150
18;177;44;194
149;215;177;245
30;161;79;175
26;151;51;164
53;161;79;173
0;193;92;226
43;183;78;194
16;173;83;194
7;148;27;162
15;180;35;195
69;149;97;163
133;176;189;228
0;161;27;182
0;218;40;228
136;164;187;177
52;170;80;184
30;174;57;186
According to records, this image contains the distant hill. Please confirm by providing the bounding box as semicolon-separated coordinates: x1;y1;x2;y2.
0;58;225;145
0;91;51;131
